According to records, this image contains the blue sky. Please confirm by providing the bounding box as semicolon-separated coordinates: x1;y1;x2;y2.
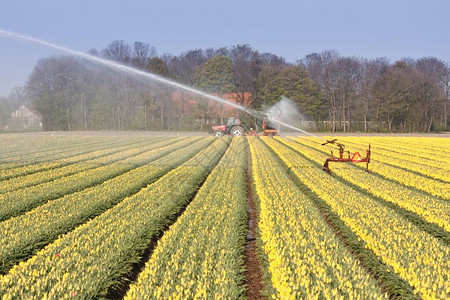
1;0;449;97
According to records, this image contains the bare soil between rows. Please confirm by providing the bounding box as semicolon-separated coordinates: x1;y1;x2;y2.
244;140;265;299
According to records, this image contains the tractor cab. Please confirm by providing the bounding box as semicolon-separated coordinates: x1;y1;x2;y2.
226;117;241;128
212;117;244;137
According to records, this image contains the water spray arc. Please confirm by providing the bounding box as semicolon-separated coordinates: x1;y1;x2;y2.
1;29;373;173
0;28;323;138
0;29;250;113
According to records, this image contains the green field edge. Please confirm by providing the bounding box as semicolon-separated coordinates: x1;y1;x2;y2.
284;138;450;244
261;138;418;300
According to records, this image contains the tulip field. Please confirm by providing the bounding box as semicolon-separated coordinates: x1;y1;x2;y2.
0;134;448;299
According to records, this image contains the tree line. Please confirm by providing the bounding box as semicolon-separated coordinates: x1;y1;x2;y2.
1;41;449;132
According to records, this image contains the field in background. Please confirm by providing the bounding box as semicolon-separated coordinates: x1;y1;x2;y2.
0;134;448;299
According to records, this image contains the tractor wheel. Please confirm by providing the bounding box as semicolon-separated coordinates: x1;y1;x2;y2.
214;129;225;137
230;126;244;137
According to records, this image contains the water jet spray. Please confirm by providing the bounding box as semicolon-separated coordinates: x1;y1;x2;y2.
0;28;322;138
3;28;370;173
0;28;252;115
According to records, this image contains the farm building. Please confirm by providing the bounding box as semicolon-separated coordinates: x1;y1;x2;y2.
8;105;42;129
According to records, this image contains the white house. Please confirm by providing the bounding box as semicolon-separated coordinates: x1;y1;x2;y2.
9;105;42;128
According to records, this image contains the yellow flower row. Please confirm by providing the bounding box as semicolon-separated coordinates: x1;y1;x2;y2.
281;137;450;232
0;137;228;299
294;137;450;200
0;137;175;193
337;136;448;166
336;137;449;182
249;138;387;299
372;136;450;148
0;135;89;160
0;137;212;274
0;136;121;173
0;137;200;222
125;138;247;299
264;137;450;299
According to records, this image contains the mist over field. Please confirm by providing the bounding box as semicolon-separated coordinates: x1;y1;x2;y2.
1;1;449;133
1;37;448;134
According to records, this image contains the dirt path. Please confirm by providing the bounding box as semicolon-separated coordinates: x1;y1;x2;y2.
244;141;265;299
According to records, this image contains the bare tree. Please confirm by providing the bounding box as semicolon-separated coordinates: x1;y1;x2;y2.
301;50;340;130
259;52;286;67
148;57;170;129
197;55;235;125
416;57;449;130
101;40;131;63
9;87;31;107
131;42;156;69
300;50;340;84
334;57;363;132
374;61;417;132
323;64;339;131
166;49;208;129
230;44;259;106
359;58;390;131
205;47;229;59
27;56;87;130
168;49;207;85
87;49;99;56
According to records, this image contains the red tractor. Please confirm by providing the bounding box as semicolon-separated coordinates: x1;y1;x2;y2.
212;116;278;137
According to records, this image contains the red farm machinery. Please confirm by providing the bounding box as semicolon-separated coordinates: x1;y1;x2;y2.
211;116;278;137
321;139;371;173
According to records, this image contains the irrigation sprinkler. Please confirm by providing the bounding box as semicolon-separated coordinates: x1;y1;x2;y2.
321;139;371;173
